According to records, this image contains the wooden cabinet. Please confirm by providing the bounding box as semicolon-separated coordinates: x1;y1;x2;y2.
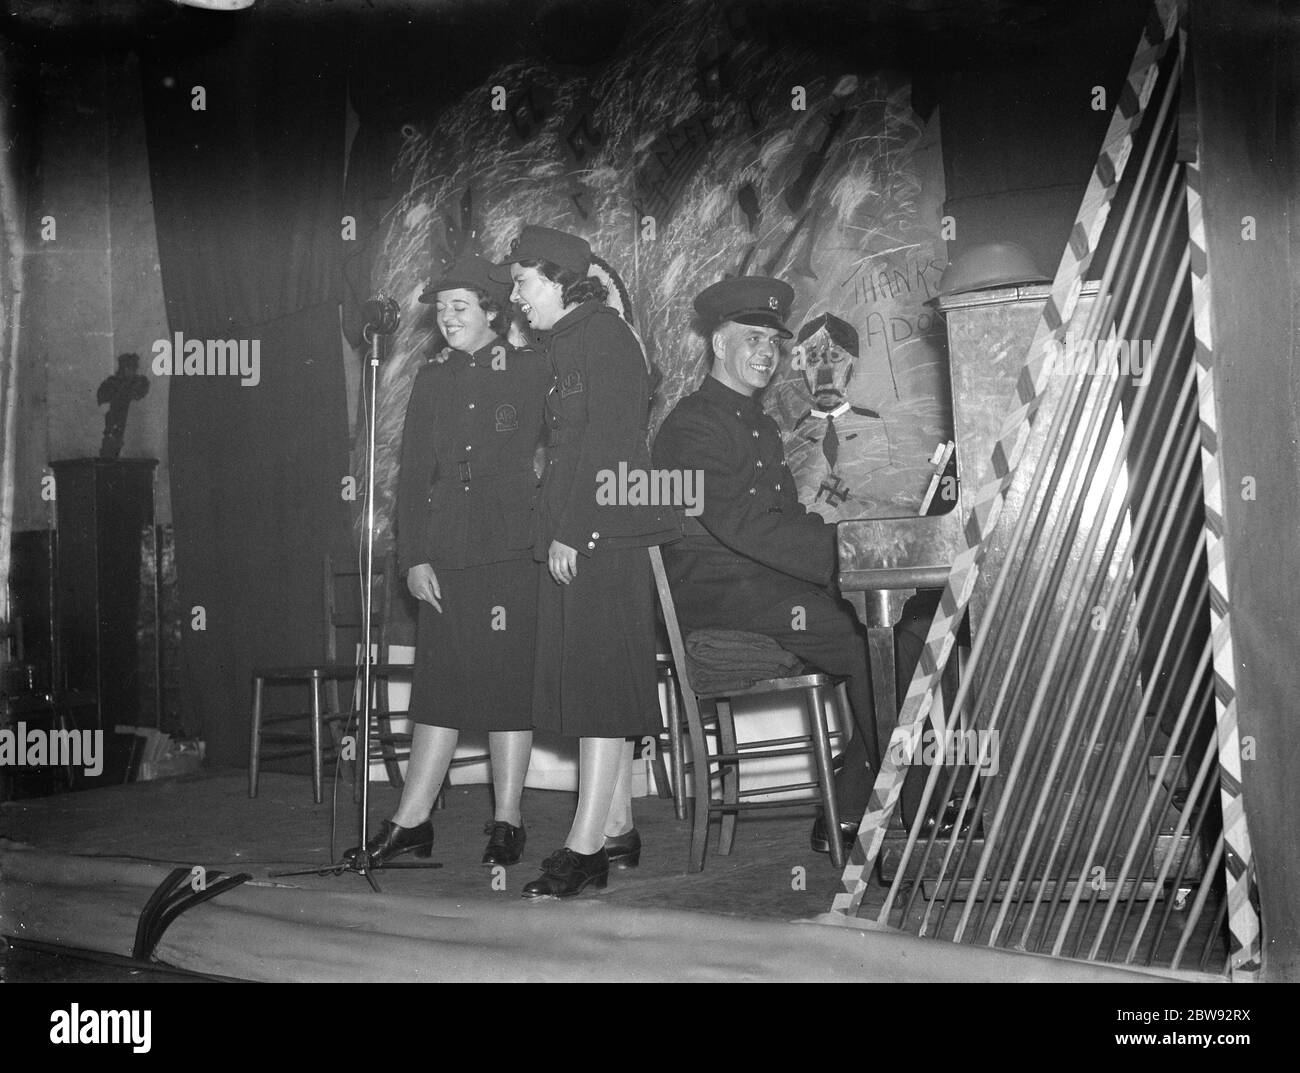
52;458;160;784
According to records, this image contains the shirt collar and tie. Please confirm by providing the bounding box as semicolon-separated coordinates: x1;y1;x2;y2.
809;400;851;420
804;401;850;468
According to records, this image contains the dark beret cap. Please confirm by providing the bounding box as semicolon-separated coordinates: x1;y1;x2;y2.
419;254;510;305
490;225;592;282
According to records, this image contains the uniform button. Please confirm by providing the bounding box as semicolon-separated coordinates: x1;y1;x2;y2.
752;430;759;438
466;445;473;451
468;403;475;410
735;410;742;418
775;483;782;491
587;541;596;549
748;488;756;495
756;460;764;468
591;531;600;539
463;486;470;493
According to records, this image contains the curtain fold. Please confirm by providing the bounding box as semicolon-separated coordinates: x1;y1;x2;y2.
141;11;352;765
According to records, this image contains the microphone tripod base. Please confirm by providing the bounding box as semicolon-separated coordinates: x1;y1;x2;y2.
270;855;443;894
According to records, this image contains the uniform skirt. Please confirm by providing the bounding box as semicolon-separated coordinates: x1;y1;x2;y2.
532;545;663;738
406;557;538;731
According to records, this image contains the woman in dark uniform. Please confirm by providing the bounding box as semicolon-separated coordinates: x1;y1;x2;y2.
347;254;549;868
491;226;677;899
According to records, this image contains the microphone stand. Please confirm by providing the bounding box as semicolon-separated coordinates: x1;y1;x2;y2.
272;294;441;892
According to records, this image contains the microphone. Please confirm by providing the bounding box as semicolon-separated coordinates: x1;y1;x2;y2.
362;294;401;338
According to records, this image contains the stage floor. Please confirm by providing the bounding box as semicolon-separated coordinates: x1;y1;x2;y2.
0;771;1190;982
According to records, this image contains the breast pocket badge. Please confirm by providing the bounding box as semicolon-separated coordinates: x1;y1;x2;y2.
559;370;584;398
494;403;520;433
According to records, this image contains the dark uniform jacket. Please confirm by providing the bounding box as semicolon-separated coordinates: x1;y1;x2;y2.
652;375;836;619
535;300;678;557
396;338;549;573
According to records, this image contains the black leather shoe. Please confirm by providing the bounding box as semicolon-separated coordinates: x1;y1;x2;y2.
520;847;609;899
344;818;434;867
603;828;641;869
810;816;859;855
481;820;526;866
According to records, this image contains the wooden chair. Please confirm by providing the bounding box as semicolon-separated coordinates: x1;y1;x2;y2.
249;553;412;804
653;651;687;819
648;546;851;871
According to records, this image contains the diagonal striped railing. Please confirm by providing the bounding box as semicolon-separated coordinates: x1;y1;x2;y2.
830;0;1261;979
831;0;1180;917
1179;71;1261;978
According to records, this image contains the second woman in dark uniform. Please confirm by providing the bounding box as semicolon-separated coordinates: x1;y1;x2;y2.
347;254;549;868
493;226;678;898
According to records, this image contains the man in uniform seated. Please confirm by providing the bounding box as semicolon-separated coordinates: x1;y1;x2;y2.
652;276;883;854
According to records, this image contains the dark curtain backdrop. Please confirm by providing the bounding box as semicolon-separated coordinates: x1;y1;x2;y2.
141;11;352;766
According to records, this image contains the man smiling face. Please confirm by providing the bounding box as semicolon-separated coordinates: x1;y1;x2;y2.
710;320;783;396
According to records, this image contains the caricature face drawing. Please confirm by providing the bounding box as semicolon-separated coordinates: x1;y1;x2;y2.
794;326;854;409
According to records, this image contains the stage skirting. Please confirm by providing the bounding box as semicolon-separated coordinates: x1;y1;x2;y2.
1;842;1178;983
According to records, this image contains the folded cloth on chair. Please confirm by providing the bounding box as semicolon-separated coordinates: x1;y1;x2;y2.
684;629;803;694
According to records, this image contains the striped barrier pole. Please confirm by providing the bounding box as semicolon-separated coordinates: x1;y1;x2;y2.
832;0;1181;919
1180;89;1263;979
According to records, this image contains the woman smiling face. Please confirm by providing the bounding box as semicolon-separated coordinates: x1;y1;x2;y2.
508;264;567;331
435;288;497;353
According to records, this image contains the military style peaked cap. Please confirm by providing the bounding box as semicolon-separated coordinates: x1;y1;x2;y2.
694;276;795;338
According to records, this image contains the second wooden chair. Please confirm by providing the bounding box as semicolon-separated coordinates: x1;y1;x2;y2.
648;546;852;871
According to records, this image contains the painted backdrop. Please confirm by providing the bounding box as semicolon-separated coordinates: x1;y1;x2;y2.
358;0;952;552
